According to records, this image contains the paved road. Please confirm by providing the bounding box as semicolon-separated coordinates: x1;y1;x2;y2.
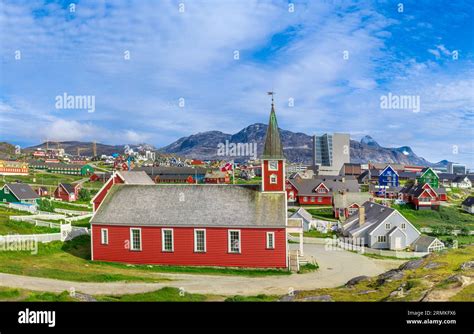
0;244;404;297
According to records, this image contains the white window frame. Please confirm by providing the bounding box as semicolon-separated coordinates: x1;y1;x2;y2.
162;228;174;252
194;229;206;253
270;174;277;184
130;228;142;251
268;160;279;171
101;228;108;245
4;187;9;194
401;223;406;229
377;235;387;243
266;232;275;249
385;223;391;230
228;230;241;253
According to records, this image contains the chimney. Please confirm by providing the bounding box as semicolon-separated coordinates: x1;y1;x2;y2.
358;206;365;227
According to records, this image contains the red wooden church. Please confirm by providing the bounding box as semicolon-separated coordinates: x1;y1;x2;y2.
90;99;289;268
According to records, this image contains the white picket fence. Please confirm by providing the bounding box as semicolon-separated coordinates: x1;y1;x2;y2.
1;202;38;214
54;208;91;216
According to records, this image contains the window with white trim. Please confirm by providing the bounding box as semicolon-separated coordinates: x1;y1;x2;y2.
4;187;9;194
377;235;387;243
268;160;278;171
101;228;108;245
385;223;391;230
162;229;174;252
130;228;141;251
266;232;275;249
194;229;206;253
401;223;406;229
270;174;277;184
228;230;241;253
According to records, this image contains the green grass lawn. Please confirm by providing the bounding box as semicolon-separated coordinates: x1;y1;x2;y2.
390;204;474;245
305;208;338;221
0;235;290;283
0;206;59;234
38;198;92;212
301;230;337;238
96;287;210;302
0;171;83;187
392;204;474;231
0;287;76;301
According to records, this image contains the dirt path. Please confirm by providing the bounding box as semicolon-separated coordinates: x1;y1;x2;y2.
0;244;405;297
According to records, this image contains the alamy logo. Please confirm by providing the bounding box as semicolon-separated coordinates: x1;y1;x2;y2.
18;308;56;327
55;92;95;113
380;92;420;113
217;140;257;160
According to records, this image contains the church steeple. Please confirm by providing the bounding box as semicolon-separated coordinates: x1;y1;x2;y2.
261;92;285;193
262;92;284;160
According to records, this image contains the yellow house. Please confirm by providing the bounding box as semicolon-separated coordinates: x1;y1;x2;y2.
0;160;29;176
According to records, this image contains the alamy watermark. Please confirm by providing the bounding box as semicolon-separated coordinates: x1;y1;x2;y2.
0;235;38;255
380;92;420;113
55;92;95;113
217;140;258;160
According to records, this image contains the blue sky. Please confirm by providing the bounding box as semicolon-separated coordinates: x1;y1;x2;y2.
0;0;473;167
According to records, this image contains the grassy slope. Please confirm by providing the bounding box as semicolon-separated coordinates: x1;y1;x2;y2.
0;206;59;234
293;246;474;301
0;235;289;283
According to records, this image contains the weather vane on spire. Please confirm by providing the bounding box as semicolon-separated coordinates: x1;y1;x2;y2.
267;91;275;106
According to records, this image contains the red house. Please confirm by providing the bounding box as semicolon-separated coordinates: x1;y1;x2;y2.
91;99;290;269
91;171;154;212
399;183;440;210
54;183;80;202
286;176;360;206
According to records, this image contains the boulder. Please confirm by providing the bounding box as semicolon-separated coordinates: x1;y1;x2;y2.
302;295;332;302
399;259;424;271
424;262;442;269
345;275;370;287
460;261;474;271
377;269;404;285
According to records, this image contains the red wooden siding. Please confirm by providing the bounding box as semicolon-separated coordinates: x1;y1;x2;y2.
298;195;332;205
262;160;285;192
92;175;124;211
92;225;287;268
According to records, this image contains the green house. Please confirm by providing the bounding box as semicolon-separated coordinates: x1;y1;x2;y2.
417;167;439;188
46;163;94;176
0;183;40;205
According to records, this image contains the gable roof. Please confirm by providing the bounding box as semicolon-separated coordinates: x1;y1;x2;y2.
290;207;313;222
399;184;437;197
117;171;154;184
343;201;395;236
91;184;286;228
5;183;39;200
412;235;440;248
288;176;359;196
333;192;372;208
380;165;399;177
462;197;474;207
59;183;77;194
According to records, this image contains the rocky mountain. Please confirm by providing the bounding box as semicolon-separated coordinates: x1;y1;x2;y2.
159;123;445;166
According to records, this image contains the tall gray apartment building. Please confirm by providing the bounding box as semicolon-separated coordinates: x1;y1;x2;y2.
312;133;350;174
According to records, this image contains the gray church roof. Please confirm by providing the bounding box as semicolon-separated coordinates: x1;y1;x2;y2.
91;184;286;228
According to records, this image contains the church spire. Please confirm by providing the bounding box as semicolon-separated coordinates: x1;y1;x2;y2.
262;92;284;159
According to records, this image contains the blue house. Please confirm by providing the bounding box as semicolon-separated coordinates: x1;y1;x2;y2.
378;165;399;187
